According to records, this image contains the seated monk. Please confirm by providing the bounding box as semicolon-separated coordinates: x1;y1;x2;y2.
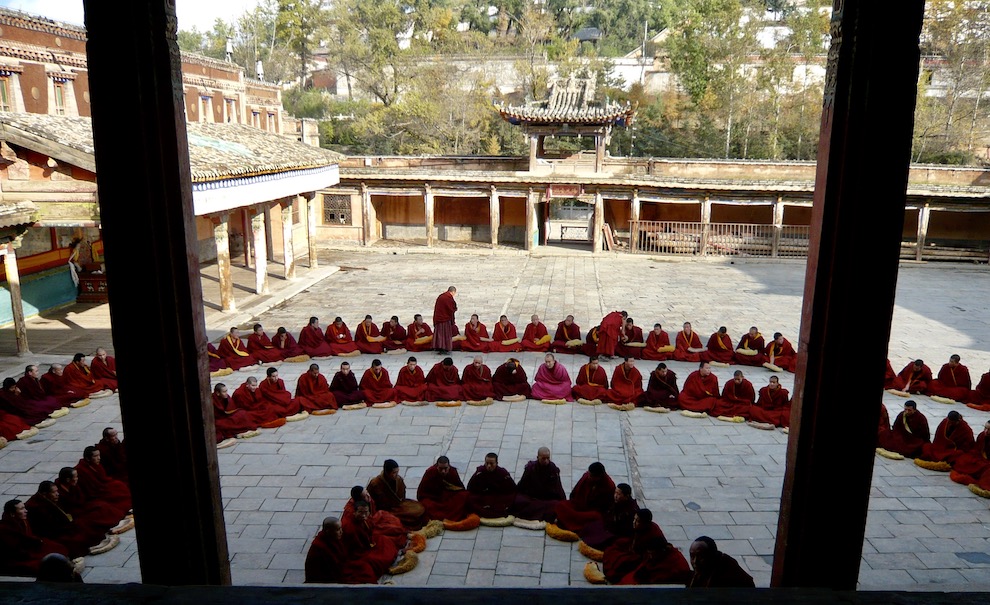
96;427;128;482
639;363;679;408
521;314;552;352
330;362;365;406
531;353;573;401
951;419;990;484
733;327;767;367
324;317;360;356
551;315;583;355
393;357;428;403
642;323;675;362
246;324;284;363
596;310;627;360
232;377;288;428
701;327;734;365
616;534;692;586
272;327;307;360
63;353;113;396
55;466;126;536
75;446;131;521
603;509;669;584
298;317;335;358
709;370;755;419
455;314;492;353
25;481;108;559
927;354;972;402
467;452;517;518
512;447;566;521
582;325;601;358
259;367;303;418
878;402;891;446
688;536;755;588
765;332;797;372
207;343;230;374
965;368;990;411
0;377;62;426
40;364;86;407
217;328;260;371
379;316;408;352
555;462;616;534
890;359;933;394
294;364;339;412
461;356;494;402
580;483;639;549
572;356;609;404
918;410;974;466
0;406;31;443
878;399;930;458
615;318;645;360
492;358;531;400
304;517;346;583
673;322;706;363
884;359;898;390
342;485;407;550
488;315;522;353
678;361;720;413
359;359;396;404
426;357;463;402
0;499;69;578
405;314;434;352
603;358;644;405
417;456;470;521
340;500;401;584
90;348;119;391
367;459;428;530
212;383;262;440
749;375;791;429
355;315;386;355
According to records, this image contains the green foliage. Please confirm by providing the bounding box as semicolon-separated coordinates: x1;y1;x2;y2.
283;87;331;119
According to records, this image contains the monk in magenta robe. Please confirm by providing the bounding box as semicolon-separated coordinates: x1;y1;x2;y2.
615;318;645;360
212;383;261;440
393;357;427;402
918;410;974;465
965;370;990;411
642;324;673;361
359;360;396;403
0;378;59;426
217;327;260;370
246;324;284;363
927;355;972;401
272;327;307;359
551;315;582;354
432;286;458;354
878;400;930;457
950;420;990;485
492;358;531;400
521;314;552;352
258;367;302;417
405;314;434;352
96;427;128;482
891;359;933;394
304;517;347;583
379;316;407;352
355;315;385;354
604;358;644;405
367;459;428;530
467;453;517;518
298;317;335;358
616;535;692;586
207;343;229;373
232;377;286;428
603;509;669;584
40;364;86;407
531;353;573;401
555;462;615;534
673;322;705;363
417;456;470;521
294;364;338;412
572;357;609;403
330;362;365;406
596;310;626;359
426;357;463;401
709;370;755;419
63;353;112;395
455;314;492;353
765;332;797;372
91;348;119;391
749;376;791;428
488;315;522;353
75;446;130;520
513;447;566;521
461;356;494;401
701;327;734;364
678;362;720;413
0;499;69;578
733;327;767;367
325;317;359;356
639;363;679;408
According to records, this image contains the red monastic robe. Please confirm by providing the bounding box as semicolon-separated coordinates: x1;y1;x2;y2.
710;378;756;418
324;323;359;355
554;471;616;533
492;362;531;399
212;392;261;440
380;322;407;351
298;324;334;357
617;544;692;586
461;363;494;400
304;528;347;583
416;464;470;521
455;321;490;353
294;372;338;411
551;320;582;354
749;385;791;427
232;382;284;426
217;334;259;370
927;363;972;401
272;331;306;358
966;372;990;410
488;321;521;353
878;410;930;458
258;377;302;416
355;321;384;354
952;430;990;482
90;355;119;391
521;322;551;352
329;371;365;405
891;362;933;394
604;365;644;404
678;370;720;413
734;332;767;366
0;409;29;441
40;369;85;406
367;472;427;530
393;365;428;402
765;337;797;372
62;361;110;395
597;311;624;357
426;363;463;401
207;343;229;372
919;417;975;464
603;521;667;584
405;321;434;352
466;465;517;518
572;364;609;401
0;515;68;577
616;325;645;360
359;368;396;403
642;330;673;361
702;332;735;363
247;331;284;363
74;458;131;520
672;330;704;363
639;369;679;407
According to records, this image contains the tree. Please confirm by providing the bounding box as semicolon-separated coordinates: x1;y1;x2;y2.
276;0;331;87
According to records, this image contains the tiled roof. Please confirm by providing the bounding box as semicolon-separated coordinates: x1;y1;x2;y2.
0;113;342;183
0;200;38;229
495;76;635;127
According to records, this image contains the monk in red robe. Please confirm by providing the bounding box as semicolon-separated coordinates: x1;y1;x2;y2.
0;407;31;442
639;363;679;408
678;361;720;413
616;535;692;585
709;370;755;419
330;362;365;406
596;310;627;359
380;316;408;352
25;481;109;558
884;359;898;390
733;327;766;367
294;364;338;412
521;314;552;352
749;375;791;428
461;356;494;402
642;323;674;362
572;356;609;404
927;355;972;401
342;486;407;550
355;315;386;355
765;332;797;372
492;358;531;400
393;357;427;403
890;359;933;394
673;322;706;363
554;462;616;533
603;509;668;584
512;447;566;521
551;315;582;354
455;314;492;353
75;446;131;521
432;285;458;354
217;328;260;370
918;410;974;465
965;369;990;411
580;483;639;549
232;377;288;428
55;466;124;535
246;324;284;363
212;383;262;440
91;348;119;391
417;456;470;521
40;364;86;407
325;317;360;356
488;315;522;353
701;327;734;364
582;325;601;357
426;357;463;402
259;367;303;418
17;365;64;416
688;537;755;588
950;420;990;485
615;318;645;360
63;353;113;396
298;317;335;358
0;377;61;426
272;327;307;360
207;343;230;374
367;459;428;530
604;358;644;405
878;400;930;457
359;359;396;404
467;452;517;518
405;314;434;352
304;517;346;583
0;499;69;578
341;500;401;584
96;427;128;482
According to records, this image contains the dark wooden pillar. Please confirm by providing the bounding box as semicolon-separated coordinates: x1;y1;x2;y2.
83;0;231;586
771;0;925;589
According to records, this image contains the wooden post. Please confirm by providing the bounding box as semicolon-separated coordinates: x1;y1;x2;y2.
592;190;604;253
280;198;295;279
699;195;711;256
361;183;372;246
3;244;30;355
772;195;784;258
263;203;274;260
213;213;235;312
424;185;434;248
916;204;930;262
595;134;605;173
252;207;269;295
489;185;500;248
528;134;539;172
242;209;252;269
771;0;926;590
525;188;537;252
83;0;231;585
305;193;318;268
630;190;641;252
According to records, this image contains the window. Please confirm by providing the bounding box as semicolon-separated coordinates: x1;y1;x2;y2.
322;194;351;225
223;98;237;123
267;112;276;132
550;199;593;221
199;95;213;123
53;81;66;115
251;110;260;128
0;76;10;112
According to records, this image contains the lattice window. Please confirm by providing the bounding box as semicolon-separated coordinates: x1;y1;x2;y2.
323;194;351;225
0;77;9;112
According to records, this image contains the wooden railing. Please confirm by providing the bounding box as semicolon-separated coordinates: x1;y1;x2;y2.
628;221;811;258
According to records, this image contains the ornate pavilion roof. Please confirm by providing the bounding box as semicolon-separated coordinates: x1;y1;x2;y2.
494;76;635;128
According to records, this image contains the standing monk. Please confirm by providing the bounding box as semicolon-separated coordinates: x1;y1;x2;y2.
597;310;627;360
426;357;463;402
417;456;470;521
702;327;734;365
355;315;386;355
325;317;360;357
359;359;396;404
734;327;767;367
367;459;428;530
247;324;284;363
405;314;434;352
492;358;531;401
679;361;720;414
552;315;583;354
467;453;517;518
710;370;755;420
91;348;119;391
927;355;972;402
488;315;521;353
521;314;552;352
298;317;334;358
461;356;495;403
294;364;338;413
749;375;791;429
433;286;458;355
642;323;675;362
639;363;679;408
673;322;706;363
217;328;260;370
394;357;428;403
573;356;610;404
604;358;644;406
330;362;365;407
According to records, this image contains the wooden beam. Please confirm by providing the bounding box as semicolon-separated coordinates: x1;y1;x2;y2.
213;214;234;312
592;190;604;253
3;245;30;355
0;124;97;172
1;192;97;203
280;199;295;279
1;180;98;193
